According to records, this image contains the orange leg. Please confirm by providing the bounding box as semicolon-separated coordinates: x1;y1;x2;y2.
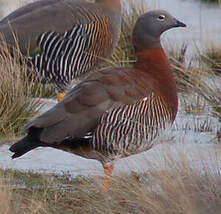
57;92;66;101
99;163;114;194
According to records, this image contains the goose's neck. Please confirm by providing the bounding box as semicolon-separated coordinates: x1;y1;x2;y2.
134;47;178;121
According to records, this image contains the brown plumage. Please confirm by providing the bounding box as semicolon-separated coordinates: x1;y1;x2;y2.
9;10;186;193
0;0;121;96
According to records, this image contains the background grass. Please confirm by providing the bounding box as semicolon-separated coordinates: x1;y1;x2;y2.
0;35;56;139
0;39;41;138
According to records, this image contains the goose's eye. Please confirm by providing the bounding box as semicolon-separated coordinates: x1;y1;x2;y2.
158;14;166;21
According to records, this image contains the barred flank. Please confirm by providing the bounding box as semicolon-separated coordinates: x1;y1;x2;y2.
92;93;172;157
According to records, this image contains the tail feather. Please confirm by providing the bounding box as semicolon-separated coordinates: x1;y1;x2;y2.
9;136;42;159
9;127;92;159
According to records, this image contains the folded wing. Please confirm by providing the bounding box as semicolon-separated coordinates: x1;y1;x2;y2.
25;68;152;144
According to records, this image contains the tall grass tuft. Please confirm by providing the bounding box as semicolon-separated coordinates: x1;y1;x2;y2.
0;37;44;138
200;46;221;74
174;45;221;119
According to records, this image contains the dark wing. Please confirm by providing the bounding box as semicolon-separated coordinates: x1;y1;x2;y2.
24;68;152;144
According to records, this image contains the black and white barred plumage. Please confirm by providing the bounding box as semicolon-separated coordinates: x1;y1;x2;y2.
30;19;114;92
92;94;173;160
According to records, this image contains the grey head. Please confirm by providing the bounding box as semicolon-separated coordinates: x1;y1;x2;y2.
132;10;186;52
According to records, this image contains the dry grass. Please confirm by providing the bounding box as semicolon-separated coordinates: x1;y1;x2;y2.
0;145;221;214
0;36;54;138
200;46;221;74
160;42;221;119
176;51;221;119
0;171;12;214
